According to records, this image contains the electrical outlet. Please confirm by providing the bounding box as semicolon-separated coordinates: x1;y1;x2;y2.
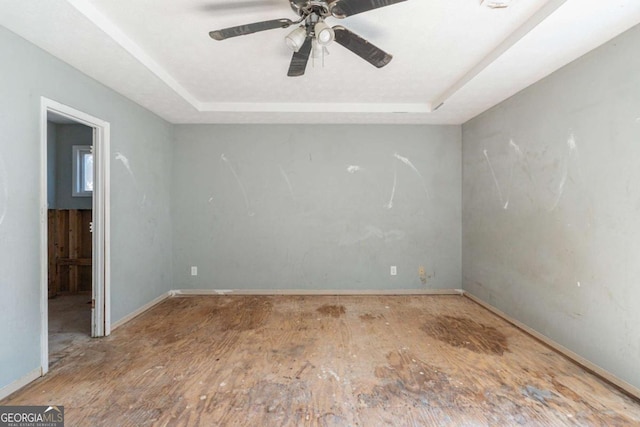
191;266;198;276
390;266;397;276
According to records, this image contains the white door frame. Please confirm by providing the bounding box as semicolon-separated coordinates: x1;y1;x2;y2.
40;97;111;375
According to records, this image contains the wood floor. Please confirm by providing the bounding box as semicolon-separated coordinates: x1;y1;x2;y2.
3;295;640;426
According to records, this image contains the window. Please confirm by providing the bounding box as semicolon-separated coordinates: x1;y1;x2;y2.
72;145;93;197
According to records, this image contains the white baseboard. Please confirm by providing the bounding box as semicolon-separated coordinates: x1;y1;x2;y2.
110;291;171;331
0;368;41;401
464;292;640;400
170;288;465;296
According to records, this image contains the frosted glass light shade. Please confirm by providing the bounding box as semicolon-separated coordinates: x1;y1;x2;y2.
285;26;307;52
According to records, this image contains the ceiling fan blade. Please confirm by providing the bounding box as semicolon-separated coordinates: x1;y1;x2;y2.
209;18;294;40
287;36;313;77
333;26;392;68
330;0;406;18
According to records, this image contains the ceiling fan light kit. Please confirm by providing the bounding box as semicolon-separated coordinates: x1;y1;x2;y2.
314;21;335;46
311;40;330;58
285;26;308;52
209;0;407;77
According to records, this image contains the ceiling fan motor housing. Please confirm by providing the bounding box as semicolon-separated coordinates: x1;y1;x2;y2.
291;0;331;18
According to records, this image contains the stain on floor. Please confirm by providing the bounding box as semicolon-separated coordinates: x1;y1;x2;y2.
3;295;639;426
316;304;346;318
421;315;509;356
359;313;382;322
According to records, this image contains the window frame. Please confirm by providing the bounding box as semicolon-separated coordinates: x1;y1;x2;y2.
72;145;93;197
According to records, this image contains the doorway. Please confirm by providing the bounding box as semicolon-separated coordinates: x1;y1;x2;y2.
40;98;110;375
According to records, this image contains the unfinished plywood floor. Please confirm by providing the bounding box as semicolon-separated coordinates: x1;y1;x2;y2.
4;295;640;426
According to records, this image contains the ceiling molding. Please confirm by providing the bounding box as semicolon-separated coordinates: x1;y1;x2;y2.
430;0;569;109
66;0;433;116
197;102;433;114
66;0;202;108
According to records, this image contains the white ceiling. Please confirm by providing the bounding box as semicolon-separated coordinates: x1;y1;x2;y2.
1;0;639;124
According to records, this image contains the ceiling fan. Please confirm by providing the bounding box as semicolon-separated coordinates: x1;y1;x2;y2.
209;0;407;77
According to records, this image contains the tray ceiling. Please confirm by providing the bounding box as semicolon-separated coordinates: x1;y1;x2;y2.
1;0;639;124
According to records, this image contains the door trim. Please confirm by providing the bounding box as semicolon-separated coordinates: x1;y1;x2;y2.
40;97;111;375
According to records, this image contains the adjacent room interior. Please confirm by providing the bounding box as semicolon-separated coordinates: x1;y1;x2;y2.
1;0;639;424
46;115;94;367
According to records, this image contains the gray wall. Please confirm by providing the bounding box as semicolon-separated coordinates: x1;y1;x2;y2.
0;25;173;391
48;123;93;210
172;125;461;291
462;24;640;389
